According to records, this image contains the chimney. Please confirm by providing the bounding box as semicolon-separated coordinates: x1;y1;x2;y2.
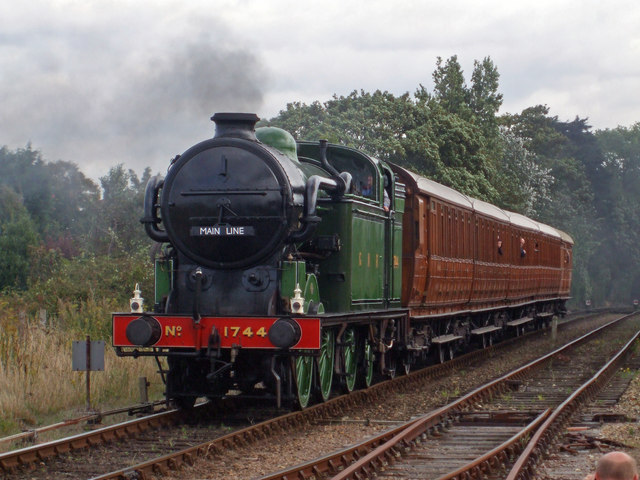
211;112;260;141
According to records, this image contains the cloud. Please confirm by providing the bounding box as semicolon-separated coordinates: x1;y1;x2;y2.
1;0;639;181
0;2;267;178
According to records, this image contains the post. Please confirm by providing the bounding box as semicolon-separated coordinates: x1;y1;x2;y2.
18;311;27;341
551;316;558;343
73;338;104;413
86;335;91;411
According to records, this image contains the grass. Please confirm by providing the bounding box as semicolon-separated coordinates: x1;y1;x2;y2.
0;299;164;436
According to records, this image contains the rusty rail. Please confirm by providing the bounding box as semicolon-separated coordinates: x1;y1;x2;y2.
0;408;182;473
506;328;640;480
0;400;166;448
434;409;551;480
256;314;632;480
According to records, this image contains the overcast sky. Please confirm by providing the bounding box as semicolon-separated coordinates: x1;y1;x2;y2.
1;0;639;181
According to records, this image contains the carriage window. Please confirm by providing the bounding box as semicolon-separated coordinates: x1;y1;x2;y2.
520;237;527;258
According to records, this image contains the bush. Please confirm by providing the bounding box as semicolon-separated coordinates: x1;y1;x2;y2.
0;247;161;437
0;311;163;436
24;247;154;318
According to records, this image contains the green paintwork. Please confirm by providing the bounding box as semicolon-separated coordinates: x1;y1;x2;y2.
390;181;406;303
280;260;324;314
313;191;404;312
342;327;357;392
303;274;323;314
281;141;405;314
154;257;173;306
363;341;374;387
255;127;299;163
295;355;313;408
281;260;306;299
317;328;335;401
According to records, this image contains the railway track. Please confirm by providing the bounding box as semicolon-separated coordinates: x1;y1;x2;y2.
257;313;639;480
0;400;167;452
0;311;626;479
529;354;640;479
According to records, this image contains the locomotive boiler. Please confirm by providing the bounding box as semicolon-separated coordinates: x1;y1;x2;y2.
112;112;573;409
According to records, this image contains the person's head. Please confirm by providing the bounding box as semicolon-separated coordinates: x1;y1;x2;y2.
366;175;373;187
595;451;638;480
520;237;525;246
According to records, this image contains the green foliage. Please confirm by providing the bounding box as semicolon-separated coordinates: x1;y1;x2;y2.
264;90;417;159
432;55;472;120
0;145;99;244
266;57;640;308
469;57;503;128
265;60;502;202
24;247;154;316
492;131;553;215
425;105;498;201
1;55;639;314
590;123;640;303
55;296;120;339
83;164;152;255
0;186;40;290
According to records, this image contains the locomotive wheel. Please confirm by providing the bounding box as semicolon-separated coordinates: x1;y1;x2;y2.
341;327;357;393
317;329;335;402
295;355;314;408
359;340;375;388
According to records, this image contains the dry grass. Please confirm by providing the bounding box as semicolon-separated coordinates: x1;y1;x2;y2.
0;301;164;435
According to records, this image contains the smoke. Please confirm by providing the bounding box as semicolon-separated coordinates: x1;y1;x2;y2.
106;39;268;174
0;12;268;179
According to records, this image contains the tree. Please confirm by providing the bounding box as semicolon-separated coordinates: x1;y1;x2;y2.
266;64;501;202
432;55;471;120
0;145;49;231
0;186;40;290
85;165;152;255
469;57;503;141
425;104;498;201
493;130;553;216
591;123;640;303
0;145;100;252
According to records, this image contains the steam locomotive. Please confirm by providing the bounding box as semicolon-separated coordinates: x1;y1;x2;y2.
112;113;573;408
